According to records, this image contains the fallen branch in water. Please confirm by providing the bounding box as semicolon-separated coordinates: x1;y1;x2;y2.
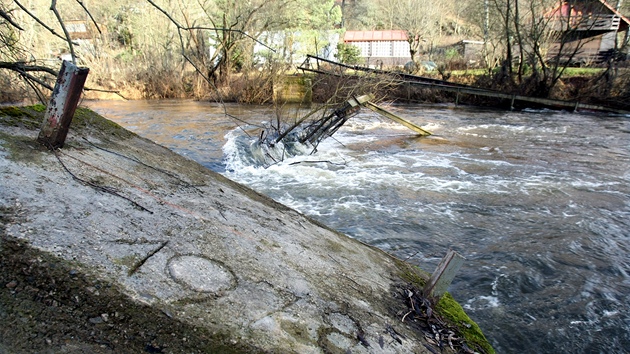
83;87;127;100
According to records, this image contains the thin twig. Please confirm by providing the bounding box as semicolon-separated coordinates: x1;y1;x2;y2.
82;87;127;100
75;0;101;34
403;250;422;262
22;72;47;103
401;310;413;323
0;8;24;30
328;254;342;265
15;68;54;91
81;137;202;192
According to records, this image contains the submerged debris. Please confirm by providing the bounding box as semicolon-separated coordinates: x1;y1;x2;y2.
245;94;432;167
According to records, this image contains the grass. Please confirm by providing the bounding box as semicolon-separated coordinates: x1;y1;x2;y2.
450;68;490;76
450;66;605;77
561;67;605;76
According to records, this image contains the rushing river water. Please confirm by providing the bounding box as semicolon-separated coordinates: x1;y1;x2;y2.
87;99;630;353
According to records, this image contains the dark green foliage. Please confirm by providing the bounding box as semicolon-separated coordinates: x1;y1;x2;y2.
335;43;361;65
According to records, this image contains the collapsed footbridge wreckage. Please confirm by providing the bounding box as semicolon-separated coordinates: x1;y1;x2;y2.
249;94;431;166
298;54;630;115
299;94;431;145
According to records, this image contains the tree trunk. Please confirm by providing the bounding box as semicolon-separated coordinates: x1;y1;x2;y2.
408;35;420;67
217;14;231;85
505;0;513;78
514;0;524;83
484;0;490;68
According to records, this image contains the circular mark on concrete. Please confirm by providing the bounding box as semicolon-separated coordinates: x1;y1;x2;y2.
167;255;235;293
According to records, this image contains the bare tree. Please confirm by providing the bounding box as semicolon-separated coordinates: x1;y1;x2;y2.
374;0;448;66
472;0;623;98
144;0;339;87
516;0;609;97
0;0;110;101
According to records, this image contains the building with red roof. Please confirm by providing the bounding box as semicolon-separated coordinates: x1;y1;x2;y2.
342;30;411;67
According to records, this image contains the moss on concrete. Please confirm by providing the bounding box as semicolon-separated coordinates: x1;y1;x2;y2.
0;131;48;164
394;258;430;286
0;106;26;117
0;105;136;140
437;292;495;354
71;107;137;140
31;103;46;112
0;106;42;130
394;260;495;354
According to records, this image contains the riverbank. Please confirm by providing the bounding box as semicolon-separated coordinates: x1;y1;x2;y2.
0;106;493;353
5;66;629;114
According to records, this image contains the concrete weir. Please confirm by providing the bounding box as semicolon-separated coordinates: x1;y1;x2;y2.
0;106;493;353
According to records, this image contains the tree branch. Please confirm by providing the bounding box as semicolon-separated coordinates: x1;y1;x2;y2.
1;8;24;30
83;87;127;100
0;61;58;76
75;0;102;34
145;0;274;51
12;67;55;91
22;73;48;104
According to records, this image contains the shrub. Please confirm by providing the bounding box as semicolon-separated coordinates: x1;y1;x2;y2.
335;43;361;65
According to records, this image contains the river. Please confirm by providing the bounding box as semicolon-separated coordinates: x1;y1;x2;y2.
86;99;630;353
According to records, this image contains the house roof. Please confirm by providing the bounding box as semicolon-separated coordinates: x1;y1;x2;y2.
548;1;630;29
597;0;630;28
343;30;408;42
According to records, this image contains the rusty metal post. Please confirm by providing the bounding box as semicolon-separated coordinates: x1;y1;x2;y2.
38;60;89;149
423;250;465;301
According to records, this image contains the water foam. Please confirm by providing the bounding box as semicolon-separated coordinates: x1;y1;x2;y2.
458;123;568;136
463;295;500;310
222;122;590;213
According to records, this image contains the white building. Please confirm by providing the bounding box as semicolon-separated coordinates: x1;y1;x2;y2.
343;30;411;67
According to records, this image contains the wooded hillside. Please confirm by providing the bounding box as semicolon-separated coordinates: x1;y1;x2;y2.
1;0;630;106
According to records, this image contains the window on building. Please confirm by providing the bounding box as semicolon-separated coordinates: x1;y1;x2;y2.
392;41;410;58
370;41;392;57
352;42;370;57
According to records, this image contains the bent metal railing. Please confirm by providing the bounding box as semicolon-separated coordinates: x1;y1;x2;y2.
298;55;630;115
